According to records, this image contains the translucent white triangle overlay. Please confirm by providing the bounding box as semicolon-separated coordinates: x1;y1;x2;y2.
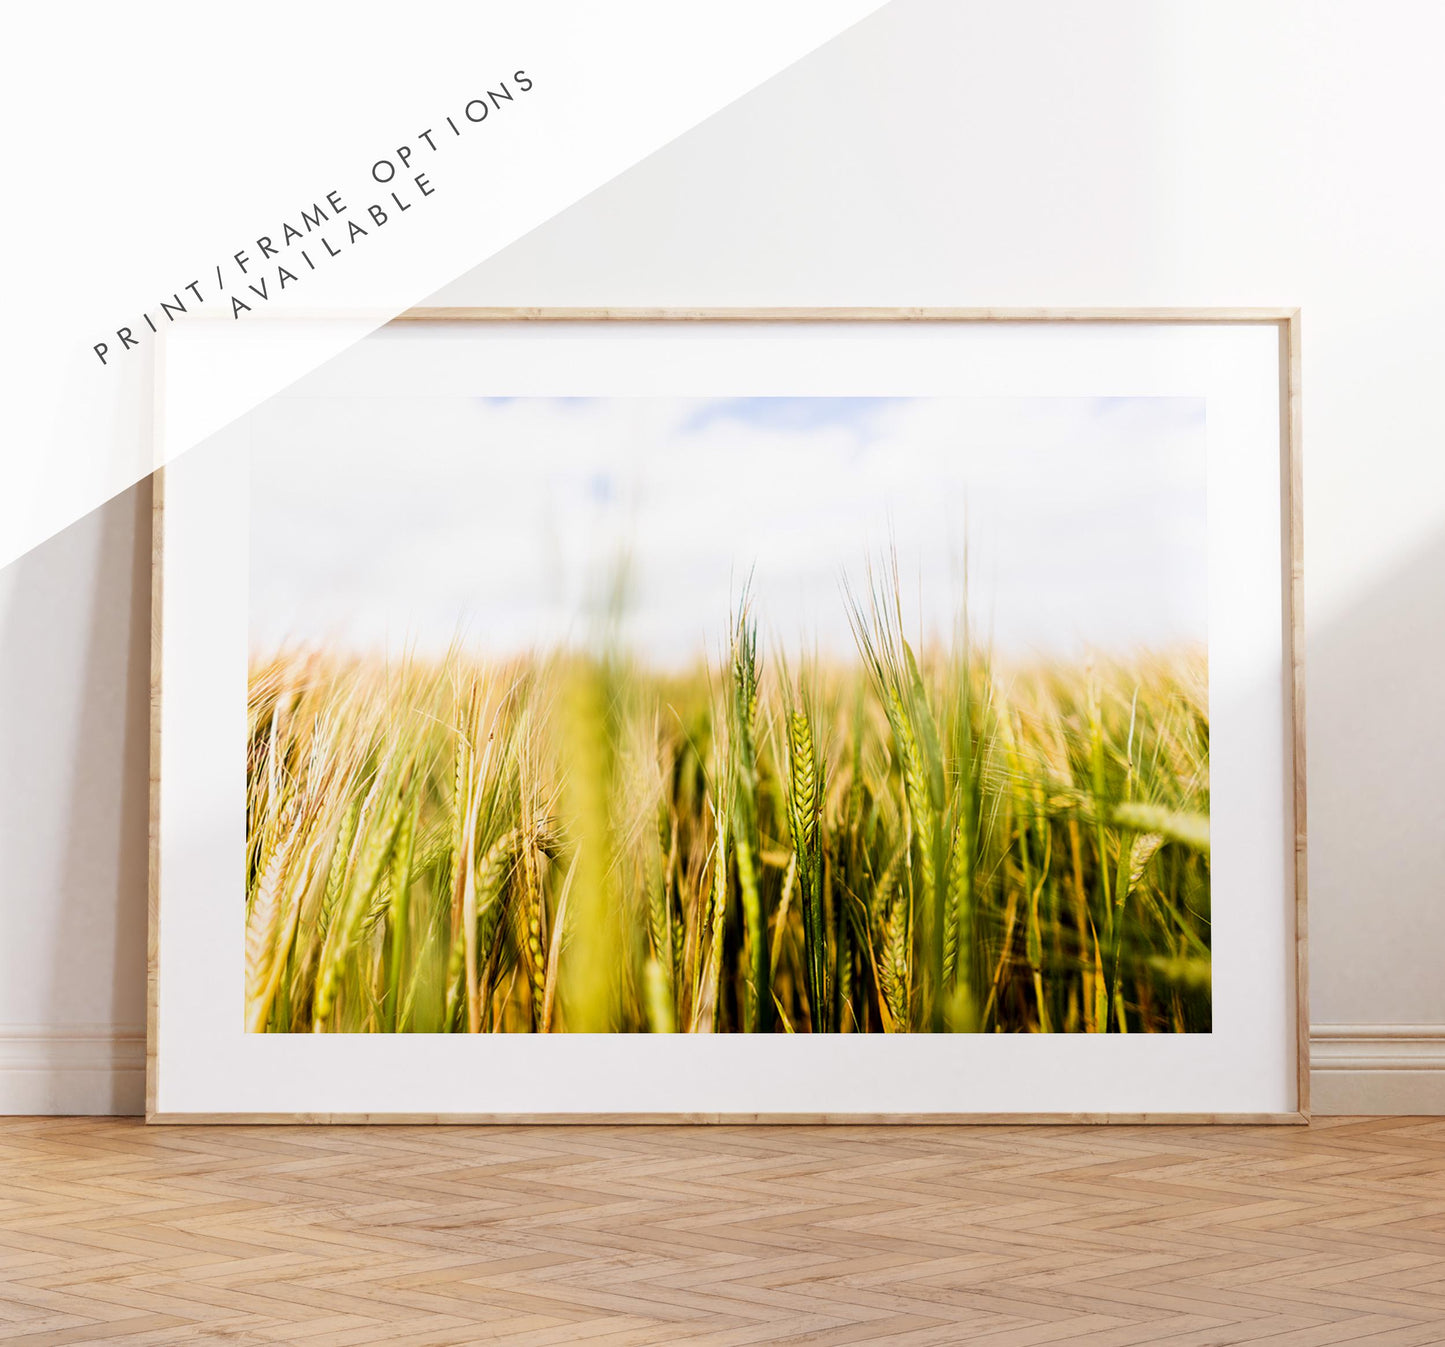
0;0;887;569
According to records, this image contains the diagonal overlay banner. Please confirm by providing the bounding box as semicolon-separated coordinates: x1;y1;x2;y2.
1;0;889;569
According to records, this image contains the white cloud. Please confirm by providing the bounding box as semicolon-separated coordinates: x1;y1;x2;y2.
248;394;1206;666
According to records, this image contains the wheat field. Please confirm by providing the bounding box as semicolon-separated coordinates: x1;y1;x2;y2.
245;578;1210;1035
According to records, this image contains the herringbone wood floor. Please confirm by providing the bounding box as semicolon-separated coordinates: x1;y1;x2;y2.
2;1119;1444;1345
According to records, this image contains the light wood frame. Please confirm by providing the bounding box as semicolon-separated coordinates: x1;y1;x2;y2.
148;306;1307;1125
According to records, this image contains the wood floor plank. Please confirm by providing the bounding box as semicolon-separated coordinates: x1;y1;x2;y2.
3;1119;1445;1344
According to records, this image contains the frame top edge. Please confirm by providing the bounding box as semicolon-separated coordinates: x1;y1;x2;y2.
392;306;1299;324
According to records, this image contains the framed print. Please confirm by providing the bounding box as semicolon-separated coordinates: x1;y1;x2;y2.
149;309;1306;1122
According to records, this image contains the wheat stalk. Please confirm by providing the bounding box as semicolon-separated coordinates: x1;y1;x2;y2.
248;580;1211;1037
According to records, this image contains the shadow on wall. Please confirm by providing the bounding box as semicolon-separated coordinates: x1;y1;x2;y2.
1306;523;1445;1029
0;479;151;1112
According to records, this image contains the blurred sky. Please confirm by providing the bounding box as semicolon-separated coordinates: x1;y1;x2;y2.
248;395;1206;666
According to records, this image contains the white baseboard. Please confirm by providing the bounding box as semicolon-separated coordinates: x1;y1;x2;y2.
1;1023;1441;1117
1310;1024;1445;1115
0;1025;145;1115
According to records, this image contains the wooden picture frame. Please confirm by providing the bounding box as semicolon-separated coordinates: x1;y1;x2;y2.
148;307;1306;1123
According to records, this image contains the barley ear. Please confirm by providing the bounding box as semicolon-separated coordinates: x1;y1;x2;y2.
787;705;828;1032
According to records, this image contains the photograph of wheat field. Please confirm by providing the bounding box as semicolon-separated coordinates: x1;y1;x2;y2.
246;395;1210;1035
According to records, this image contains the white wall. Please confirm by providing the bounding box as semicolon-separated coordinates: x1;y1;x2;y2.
4;0;1442;1113
0;485;150;1112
